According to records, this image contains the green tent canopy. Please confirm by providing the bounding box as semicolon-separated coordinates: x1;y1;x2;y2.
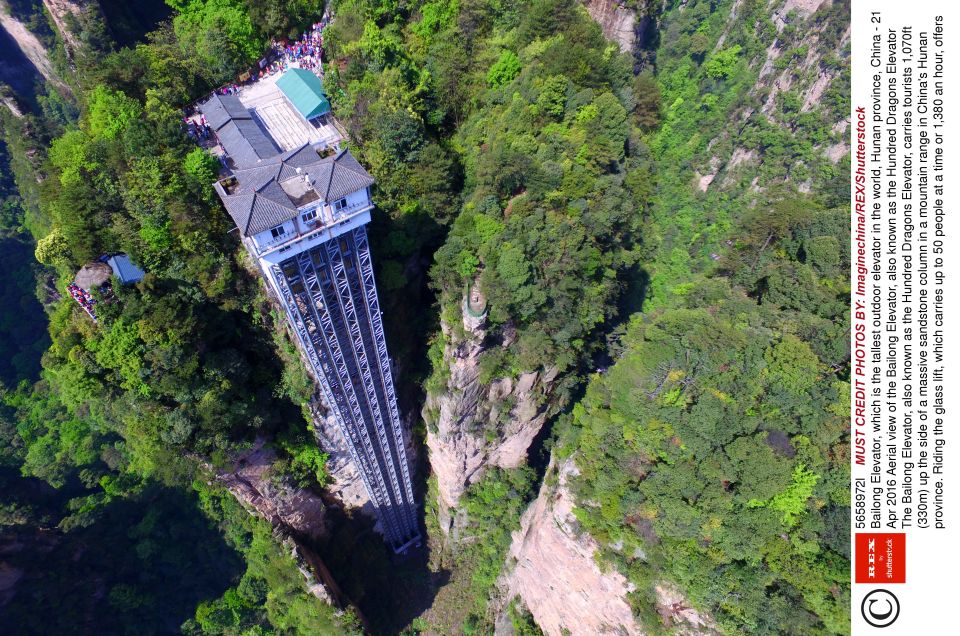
276;68;331;120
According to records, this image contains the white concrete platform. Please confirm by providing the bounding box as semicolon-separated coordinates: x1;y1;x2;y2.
237;65;342;151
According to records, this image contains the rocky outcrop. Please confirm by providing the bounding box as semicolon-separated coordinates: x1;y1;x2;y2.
583;0;637;53
498;459;643;636
214;438;361;615
498;458;720;636
215;437;328;541
41;0;102;58
423;295;559;519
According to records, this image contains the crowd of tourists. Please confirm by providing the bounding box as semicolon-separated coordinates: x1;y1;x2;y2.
271;17;329;75
185;115;212;141
67;282;98;322
212;17;330;95
186;14;334;161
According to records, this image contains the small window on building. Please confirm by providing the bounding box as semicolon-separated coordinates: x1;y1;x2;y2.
302;209;317;223
334;198;348;211
270;225;286;239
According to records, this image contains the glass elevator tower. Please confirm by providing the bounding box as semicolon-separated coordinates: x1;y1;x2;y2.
203;88;420;551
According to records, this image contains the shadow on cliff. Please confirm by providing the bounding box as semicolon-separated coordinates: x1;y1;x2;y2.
0;22;43;107
315;504;448;635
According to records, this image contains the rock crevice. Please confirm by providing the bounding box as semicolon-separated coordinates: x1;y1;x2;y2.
424;298;559;519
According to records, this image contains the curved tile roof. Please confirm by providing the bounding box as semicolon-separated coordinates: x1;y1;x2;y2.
214;146;374;236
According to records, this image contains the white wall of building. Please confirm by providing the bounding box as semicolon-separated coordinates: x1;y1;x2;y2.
251;219;295;251
248;187;372;259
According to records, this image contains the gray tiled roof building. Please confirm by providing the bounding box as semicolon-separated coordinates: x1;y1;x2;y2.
201;86;421;554
213;145;374;236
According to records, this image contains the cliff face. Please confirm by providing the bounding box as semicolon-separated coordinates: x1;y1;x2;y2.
695;0;850;192
498;459;720;636
215;437;329;541
498;459;643;636
0;6;70;96
583;0;637;53
214;438;356;611
423;296;559;518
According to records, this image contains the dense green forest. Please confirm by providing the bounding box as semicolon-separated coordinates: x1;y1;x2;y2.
319;0;659;630
553;1;851;634
1;0;358;633
0;0;849;633
322;0;849;633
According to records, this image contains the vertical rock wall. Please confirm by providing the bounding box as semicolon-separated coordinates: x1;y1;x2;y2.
423;296;559;521
498;459;644;636
583;0;638;53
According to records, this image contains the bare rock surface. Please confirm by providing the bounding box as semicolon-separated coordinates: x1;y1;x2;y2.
498;458;722;636
583;0;637;53
0;7;70;94
424;298;559;517
697;0;851;190
500;459;643;636
310;402;375;515
215;437;328;541
654;583;722;636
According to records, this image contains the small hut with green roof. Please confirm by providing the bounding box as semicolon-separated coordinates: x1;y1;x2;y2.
276;68;331;121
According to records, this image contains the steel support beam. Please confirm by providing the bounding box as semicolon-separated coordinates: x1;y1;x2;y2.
267;231;420;551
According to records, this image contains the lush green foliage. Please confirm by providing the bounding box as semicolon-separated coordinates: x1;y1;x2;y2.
184;484;361;635
0;476;244;634
640;0;849;306
428;0;651;377
1;0;853;633
166;0;263;79
456;467;536;632
563;279;849;634
555;1;852;633
444;467;536;634
0;1;361;633
507;599;545;636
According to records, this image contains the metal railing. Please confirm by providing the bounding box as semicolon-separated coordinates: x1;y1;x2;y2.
254;199;374;256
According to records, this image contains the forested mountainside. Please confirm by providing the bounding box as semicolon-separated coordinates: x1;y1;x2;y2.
0;1;360;633
498;1;851;634
0;0;849;635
